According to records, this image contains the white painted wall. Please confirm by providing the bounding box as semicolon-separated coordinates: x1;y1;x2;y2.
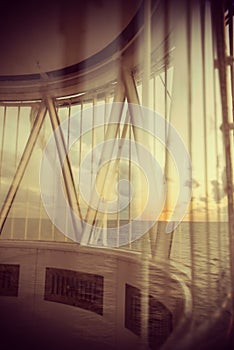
0;240;190;349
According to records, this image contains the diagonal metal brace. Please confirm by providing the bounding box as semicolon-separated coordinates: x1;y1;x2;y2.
45;96;83;239
0;102;47;234
80;80;126;245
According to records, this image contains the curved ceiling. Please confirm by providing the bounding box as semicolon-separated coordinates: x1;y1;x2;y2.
0;0;142;76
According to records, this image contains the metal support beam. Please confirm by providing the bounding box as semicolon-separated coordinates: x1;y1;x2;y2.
122;63;162;258
0;102;47;234
88;115;130;246
142;0;151;108
122;53;151;348
81;80;126;245
45;96;83;240
211;0;234;313
227;0;234;125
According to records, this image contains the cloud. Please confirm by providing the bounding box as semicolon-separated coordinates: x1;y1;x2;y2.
210;180;225;203
0;151;17;178
185;178;200;188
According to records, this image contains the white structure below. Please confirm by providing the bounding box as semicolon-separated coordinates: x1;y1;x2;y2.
0;240;191;350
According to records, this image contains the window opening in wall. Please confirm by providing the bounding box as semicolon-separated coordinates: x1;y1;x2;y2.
125;283;173;347
148;296;173;349
44;267;103;315
0;264;20;297
125;283;141;336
